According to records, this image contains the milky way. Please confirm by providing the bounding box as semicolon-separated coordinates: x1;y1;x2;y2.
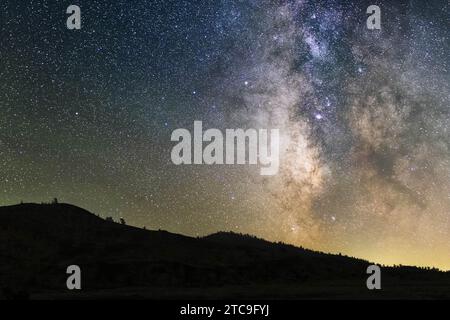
0;0;449;269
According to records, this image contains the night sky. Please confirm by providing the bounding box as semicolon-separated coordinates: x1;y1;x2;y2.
1;0;449;270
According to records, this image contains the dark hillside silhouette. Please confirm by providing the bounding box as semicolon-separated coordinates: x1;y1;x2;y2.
0;203;449;299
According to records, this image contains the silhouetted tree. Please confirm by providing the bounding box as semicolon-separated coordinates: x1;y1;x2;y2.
105;216;114;222
120;218;126;225
52;198;58;205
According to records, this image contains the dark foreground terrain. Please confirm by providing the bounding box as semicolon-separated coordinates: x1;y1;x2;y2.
0;203;449;299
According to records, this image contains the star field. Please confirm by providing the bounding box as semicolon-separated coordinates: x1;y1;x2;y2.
0;0;449;269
